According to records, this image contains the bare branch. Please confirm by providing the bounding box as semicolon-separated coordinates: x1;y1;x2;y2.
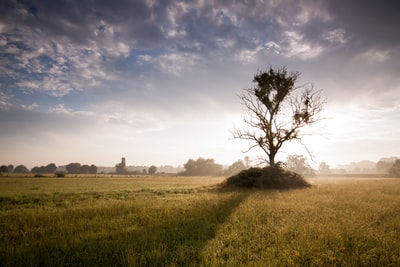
233;66;326;166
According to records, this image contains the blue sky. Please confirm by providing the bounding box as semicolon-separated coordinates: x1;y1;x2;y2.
1;0;399;169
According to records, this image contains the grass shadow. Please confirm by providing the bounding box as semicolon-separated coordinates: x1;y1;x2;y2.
3;190;249;266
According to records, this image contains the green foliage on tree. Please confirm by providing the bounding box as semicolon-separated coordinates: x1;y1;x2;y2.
0;165;8;172
234;66;324;166
88;164;97;174
13;165;29;173
181;158;222;176
224;160;247;176
66;163;81;174
318;162;331;175
31;163;57;174
148;165;157;175
389;159;400;177
284;155;315;177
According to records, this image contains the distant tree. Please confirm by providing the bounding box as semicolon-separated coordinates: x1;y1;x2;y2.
8;164;14;173
284;155;315;177
148;165;157;175
88;164;97;174
66;163;81;174
0;165;8;172
234;66;325;166
31;166;41;173
115;157;127;174
224;160;247;176
32;163;57;174
376;157;397;173
389;159;400;177
318;162;331;174
142;169;147;175
181;158;222;176
14;165;29;173
80;164;90;174
45;163;57;173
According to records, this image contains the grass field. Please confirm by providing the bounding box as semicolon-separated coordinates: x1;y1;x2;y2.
1;175;399;266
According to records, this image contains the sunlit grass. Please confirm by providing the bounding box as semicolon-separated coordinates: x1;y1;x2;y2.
203;178;400;266
1;176;400;266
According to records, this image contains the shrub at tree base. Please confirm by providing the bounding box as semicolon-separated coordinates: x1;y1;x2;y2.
226;166;311;189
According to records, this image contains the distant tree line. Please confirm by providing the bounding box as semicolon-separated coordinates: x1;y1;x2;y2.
65;163;97;174
179;157;247;176
0;163;97;175
316;157;400;176
3;156;398;177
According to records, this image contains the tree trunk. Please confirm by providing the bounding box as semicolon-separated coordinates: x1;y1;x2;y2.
269;153;276;166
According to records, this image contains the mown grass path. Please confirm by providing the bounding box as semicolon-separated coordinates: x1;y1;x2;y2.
1;176;399;266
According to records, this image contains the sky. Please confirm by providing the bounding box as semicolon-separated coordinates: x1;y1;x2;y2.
1;0;399;169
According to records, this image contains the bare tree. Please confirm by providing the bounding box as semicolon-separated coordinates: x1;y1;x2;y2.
234;67;325;166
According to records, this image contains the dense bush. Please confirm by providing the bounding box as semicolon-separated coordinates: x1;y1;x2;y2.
225;166;311;189
55;171;66;178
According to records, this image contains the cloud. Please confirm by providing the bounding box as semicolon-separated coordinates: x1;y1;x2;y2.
0;92;12;110
322;28;347;45
283;31;324;59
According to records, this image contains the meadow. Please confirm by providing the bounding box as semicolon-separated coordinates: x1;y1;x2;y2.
1;175;399;266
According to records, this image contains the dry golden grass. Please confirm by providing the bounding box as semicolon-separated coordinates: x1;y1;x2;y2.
1;175;399;266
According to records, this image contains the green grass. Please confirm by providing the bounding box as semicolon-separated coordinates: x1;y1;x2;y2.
1;176;400;266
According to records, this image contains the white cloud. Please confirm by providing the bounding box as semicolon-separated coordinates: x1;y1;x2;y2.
139;52;199;76
21;103;39;110
47;104;95;117
356;48;390;64
236;46;263;64
0;92;12;110
48;104;73;115
284;31;324;59
17;76;72;97
322;28;347;45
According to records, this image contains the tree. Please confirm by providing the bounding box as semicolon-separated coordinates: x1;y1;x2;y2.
389;159;400;177
376;157;397;173
0;165;8;172
89;164;97;174
14;165;29;173
284;155;315;177
181;158;222;176
7;164;14;173
148;165;157;175
318;162;331;174
66;163;81;174
45;163;57;173
80;164;90;174
234;66;324;166
224;160;247;176
31;166;41;173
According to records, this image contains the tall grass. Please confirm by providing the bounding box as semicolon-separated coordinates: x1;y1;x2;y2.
1;176;400;266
